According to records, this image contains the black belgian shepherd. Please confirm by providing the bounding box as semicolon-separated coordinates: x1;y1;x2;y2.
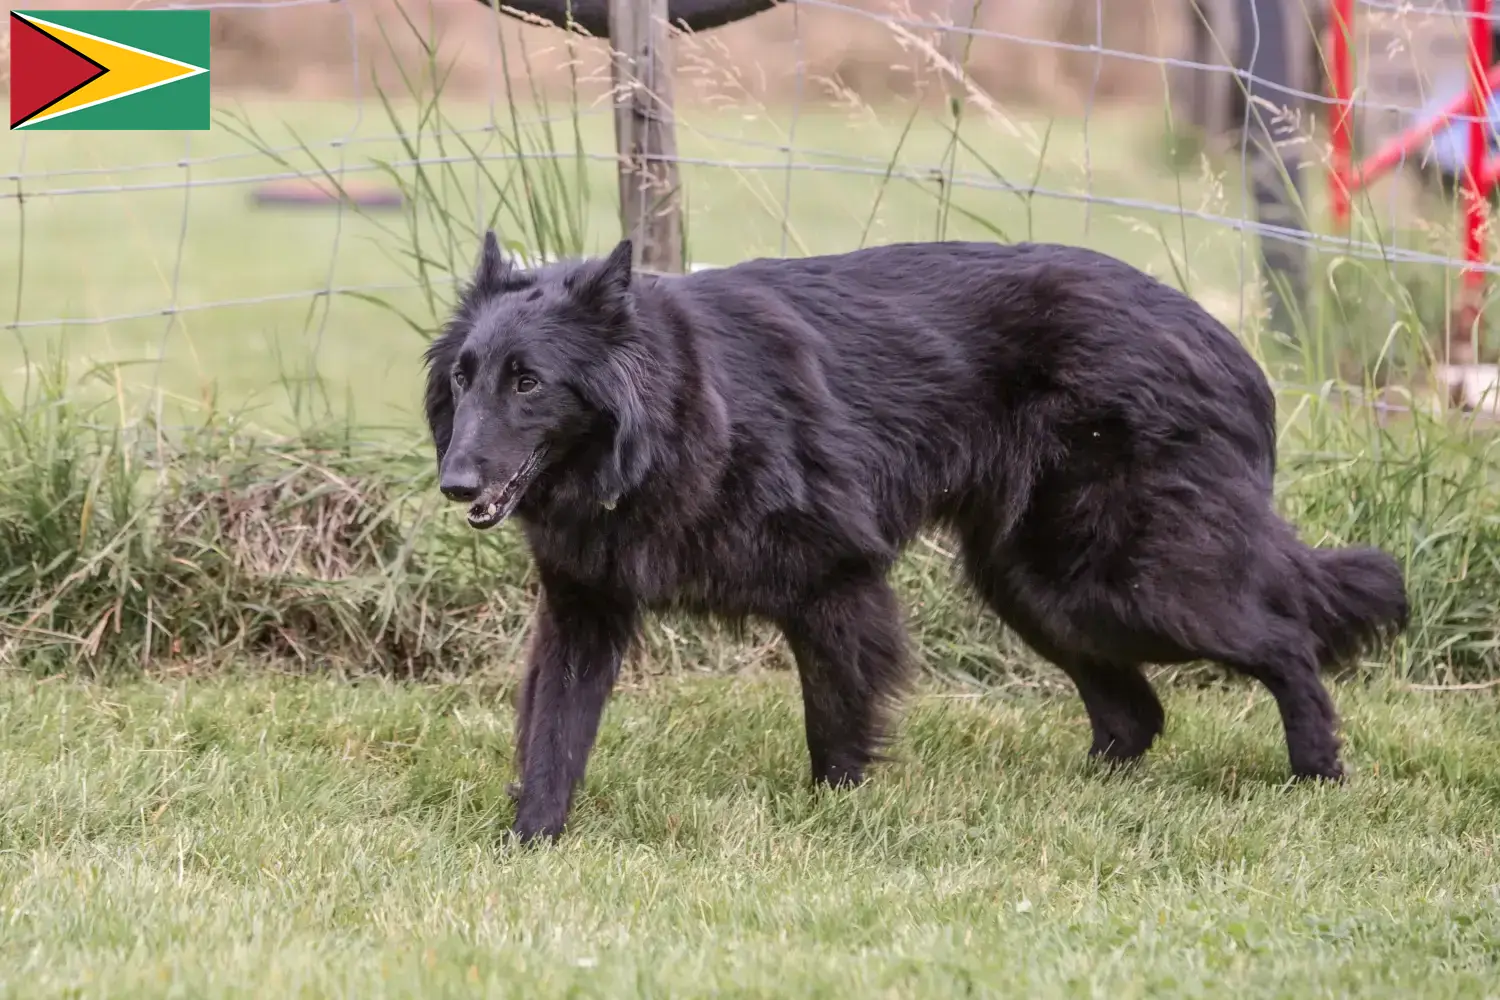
424;233;1408;843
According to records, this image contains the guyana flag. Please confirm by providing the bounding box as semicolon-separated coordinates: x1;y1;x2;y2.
9;9;210;130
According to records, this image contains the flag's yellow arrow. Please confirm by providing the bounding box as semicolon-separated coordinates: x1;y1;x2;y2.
19;14;206;126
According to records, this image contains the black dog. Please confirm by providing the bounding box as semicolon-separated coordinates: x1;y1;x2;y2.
424;233;1408;842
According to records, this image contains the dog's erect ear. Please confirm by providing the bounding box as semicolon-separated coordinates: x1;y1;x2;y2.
423;326;463;465
575;348;653;508
565;239;634;320
471;229;514;299
598;238;634;284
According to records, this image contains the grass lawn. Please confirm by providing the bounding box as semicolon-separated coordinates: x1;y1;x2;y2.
2;672;1498;998
2;99;1259;433
5;92;1497;1000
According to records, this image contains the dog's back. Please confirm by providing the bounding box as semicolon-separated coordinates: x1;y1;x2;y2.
641;241;1279;534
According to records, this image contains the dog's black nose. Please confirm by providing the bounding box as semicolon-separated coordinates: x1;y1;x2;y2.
439;462;482;503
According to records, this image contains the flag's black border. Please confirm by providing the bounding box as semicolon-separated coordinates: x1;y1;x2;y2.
10;12;110;129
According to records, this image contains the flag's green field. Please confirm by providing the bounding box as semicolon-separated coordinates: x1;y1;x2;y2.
2;673;1497;998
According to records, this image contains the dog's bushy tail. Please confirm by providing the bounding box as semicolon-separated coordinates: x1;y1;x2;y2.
1297;544;1409;666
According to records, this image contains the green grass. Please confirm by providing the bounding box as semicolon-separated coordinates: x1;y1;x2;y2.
2;672;1498;998
4;67;1500;1000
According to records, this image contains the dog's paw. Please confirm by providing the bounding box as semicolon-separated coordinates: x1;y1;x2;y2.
812;762;868;789
1087;722;1160;763
1085;747;1148;776
507;819;564;846
505;781;523;803
1289;758;1347;784
509;799;568;846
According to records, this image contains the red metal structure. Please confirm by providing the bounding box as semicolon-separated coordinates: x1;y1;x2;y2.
1328;0;1496;356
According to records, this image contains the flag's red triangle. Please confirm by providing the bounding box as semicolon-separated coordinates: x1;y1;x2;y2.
9;13;109;128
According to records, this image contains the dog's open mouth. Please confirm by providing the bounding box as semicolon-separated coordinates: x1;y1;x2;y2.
466;448;547;530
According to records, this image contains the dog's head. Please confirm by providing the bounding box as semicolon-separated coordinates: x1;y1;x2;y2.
424;232;655;530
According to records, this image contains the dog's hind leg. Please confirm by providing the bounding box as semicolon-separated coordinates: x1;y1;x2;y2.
999;565;1338;779
995;536;1342;780
1061;657;1165;763
779;575;911;788
1109;526;1346;780
1212;536;1405;781
970;578;1164;762
1213;626;1343;781
510;576;638;843
959;529;1166;764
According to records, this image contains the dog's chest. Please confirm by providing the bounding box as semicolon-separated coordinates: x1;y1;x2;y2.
526;513;841;618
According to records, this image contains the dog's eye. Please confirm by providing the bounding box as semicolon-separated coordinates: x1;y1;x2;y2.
451;370;468;392
515;375;539;394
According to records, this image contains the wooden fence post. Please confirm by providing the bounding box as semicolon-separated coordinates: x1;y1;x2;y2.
609;0;685;273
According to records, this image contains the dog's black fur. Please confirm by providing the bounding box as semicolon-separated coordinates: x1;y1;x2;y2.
424;233;1409;843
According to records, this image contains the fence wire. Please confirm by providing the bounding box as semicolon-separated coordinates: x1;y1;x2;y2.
3;0;1496;411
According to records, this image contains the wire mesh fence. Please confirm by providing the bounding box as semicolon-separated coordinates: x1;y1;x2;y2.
3;0;1498;427
4;0;1500;679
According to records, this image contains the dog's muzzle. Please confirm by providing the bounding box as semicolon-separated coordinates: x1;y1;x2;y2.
463;447;547;530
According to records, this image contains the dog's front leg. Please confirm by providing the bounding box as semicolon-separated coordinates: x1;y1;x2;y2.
780;574;912;788
510;576;637;844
